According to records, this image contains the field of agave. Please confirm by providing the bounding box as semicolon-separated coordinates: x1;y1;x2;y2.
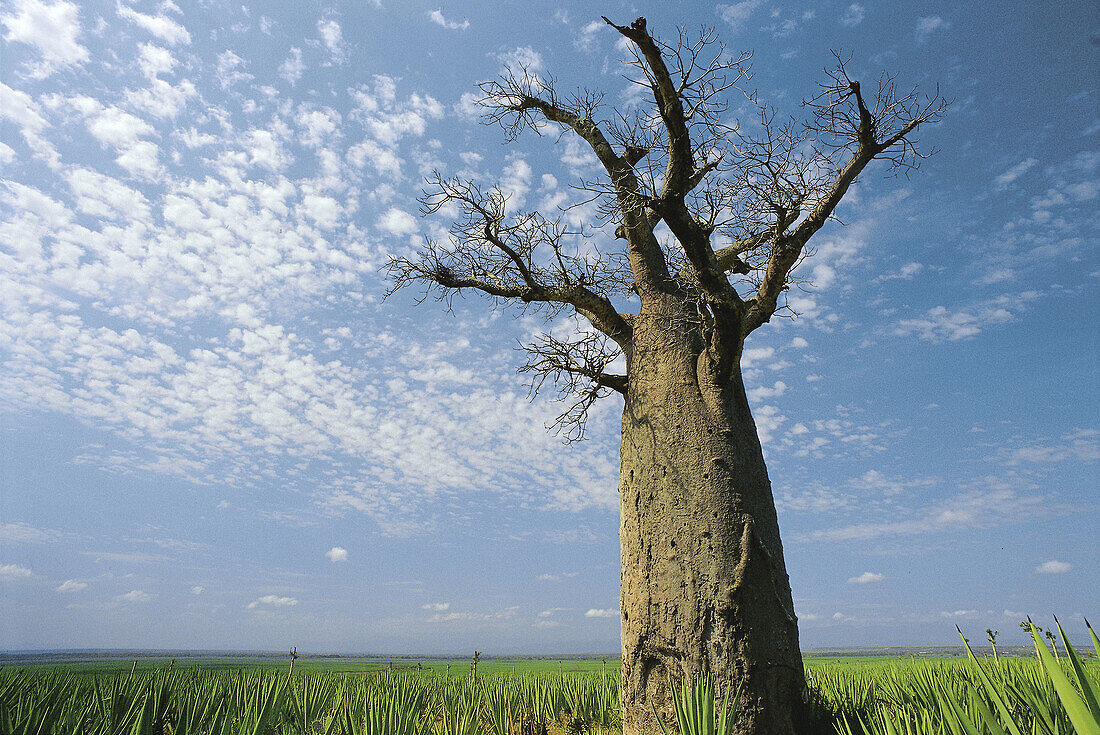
1;621;1096;734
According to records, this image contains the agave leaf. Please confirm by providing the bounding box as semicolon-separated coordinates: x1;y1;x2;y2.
937;680;981;735
968;688;1010;735
958;626;1025;735
879;706;900;735
1087;618;1100;661
1027;620;1100;735
1053;617;1100;722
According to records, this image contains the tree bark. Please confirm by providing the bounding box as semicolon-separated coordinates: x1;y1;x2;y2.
619;296;808;735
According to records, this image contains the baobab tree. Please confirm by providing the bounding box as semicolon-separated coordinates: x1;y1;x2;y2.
389;16;945;735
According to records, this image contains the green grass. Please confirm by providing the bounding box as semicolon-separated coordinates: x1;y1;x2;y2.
25;656;618;677
3;626;1097;734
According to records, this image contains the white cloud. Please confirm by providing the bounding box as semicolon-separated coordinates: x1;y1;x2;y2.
428;9;468;31
317;18;344;62
0;84;56;167
66;168;151;221
799;481;1052;543
424;606;520;623
847;571;884;584
116;589;153;602
325;546;348;562
501;158;533;206
0;522;60;543
126;77;196;119
717;1;764;33
454;92;481;119
0;58;619;545
300;193;341;229
790;337;809;349
296;107;340;149
136;43;174;77
584;607;618;618
839;3;865;27
995;158;1038;187
114;139;162;179
216;49;251;88
741;346;774;368
86;105;153;146
748;381;787;402
1002;429;1100;465
247;594;298;608
915;15;948;44
0;564;34;580
116;0;191;45
190;585;204;594
893;304;1014;342
376;207;418;236
1035;560;1072;575
56;579;87;592
422;601;450;611
1;0;89;78
496;46;543;76
349;76;442;179
574;20;603;52
875;261;925;283
69;102;163;179
348;139;402;179
245;128;290;171
279;47;305;85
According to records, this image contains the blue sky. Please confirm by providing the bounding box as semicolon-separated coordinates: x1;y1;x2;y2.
0;0;1096;655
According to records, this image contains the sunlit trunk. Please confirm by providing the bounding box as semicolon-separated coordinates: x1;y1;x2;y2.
618;299;808;735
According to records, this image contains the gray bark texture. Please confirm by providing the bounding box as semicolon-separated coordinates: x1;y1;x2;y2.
618;296;806;735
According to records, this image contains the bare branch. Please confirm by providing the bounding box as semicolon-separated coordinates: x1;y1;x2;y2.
603;16;696;196
737;54;948;335
604;16;749;301
478;71;672;293
390;17;945;418
387;174;633;347
519;330;626;443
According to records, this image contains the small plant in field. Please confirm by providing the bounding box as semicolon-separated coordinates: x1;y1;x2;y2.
1045;629;1061;662
470;651;481;682
1022;620;1046;662
986;628;1000;662
289;646;299;675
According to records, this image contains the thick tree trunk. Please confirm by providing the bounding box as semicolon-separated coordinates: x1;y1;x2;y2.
619;300;808;735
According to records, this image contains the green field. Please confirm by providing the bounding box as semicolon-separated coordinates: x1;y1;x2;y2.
2;626;1098;734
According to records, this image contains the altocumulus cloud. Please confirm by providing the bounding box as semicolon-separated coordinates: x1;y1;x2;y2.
1;0;90;79
56;579;87;592
247;595;298;609
1035;560;1072;575
0;563;34;580
116;590;153;602
847;572;884;584
584;608;618;618
376;206;418;236
325;546;348;562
